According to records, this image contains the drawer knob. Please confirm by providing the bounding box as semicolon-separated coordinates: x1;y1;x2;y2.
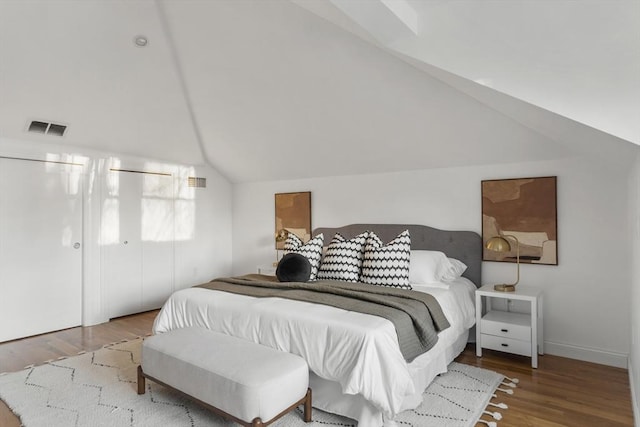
501;329;509;332
501;343;509;347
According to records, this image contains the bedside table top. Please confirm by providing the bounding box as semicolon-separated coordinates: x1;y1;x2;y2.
476;284;542;300
257;263;277;275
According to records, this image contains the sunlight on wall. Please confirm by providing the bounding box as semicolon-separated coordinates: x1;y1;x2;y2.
41;153;86;248
173;165;196;241
99;158;121;246
105;158;121;197
98;158;197;245
44;153;87;196
141;171;174;243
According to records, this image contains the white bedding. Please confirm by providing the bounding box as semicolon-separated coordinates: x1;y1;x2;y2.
152;277;476;425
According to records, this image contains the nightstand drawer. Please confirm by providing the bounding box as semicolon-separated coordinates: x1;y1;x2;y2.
481;334;532;357
481;310;531;341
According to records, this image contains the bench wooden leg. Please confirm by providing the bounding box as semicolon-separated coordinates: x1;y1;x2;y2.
137;365;146;395
303;388;312;422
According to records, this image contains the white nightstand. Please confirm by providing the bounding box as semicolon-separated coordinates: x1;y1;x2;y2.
257;264;277;275
475;284;544;368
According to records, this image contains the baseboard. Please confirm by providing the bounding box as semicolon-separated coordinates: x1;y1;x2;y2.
82;315;110;327
630;362;640;427
544;341;628;369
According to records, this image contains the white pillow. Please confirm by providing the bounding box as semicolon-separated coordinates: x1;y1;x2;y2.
409;251;467;284
442;258;467;282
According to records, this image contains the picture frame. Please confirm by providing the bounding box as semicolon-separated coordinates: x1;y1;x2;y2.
275;191;312;250
482;176;557;265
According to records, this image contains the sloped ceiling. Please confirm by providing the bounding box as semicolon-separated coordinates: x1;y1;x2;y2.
0;0;204;166
319;0;640;145
0;0;636;183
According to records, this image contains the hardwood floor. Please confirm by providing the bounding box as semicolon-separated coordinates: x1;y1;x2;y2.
0;311;634;427
0;310;158;427
457;349;634;427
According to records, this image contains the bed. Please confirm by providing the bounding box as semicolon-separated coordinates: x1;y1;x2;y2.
153;224;482;426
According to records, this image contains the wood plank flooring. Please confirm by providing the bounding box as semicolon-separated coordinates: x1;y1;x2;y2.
0;311;634;426
457;349;634;426
0;311;158;427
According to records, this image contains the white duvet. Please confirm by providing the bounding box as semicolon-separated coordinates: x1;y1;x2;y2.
152;277;476;420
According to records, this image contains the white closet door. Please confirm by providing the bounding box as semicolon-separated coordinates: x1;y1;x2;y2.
104;170;174;318
104;170;143;318
140;172;174;311
0;158;83;342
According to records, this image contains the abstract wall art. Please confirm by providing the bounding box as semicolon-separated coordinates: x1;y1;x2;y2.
482;176;557;265
275;191;311;250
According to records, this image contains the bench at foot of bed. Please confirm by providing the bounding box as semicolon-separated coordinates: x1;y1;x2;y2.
138;326;312;426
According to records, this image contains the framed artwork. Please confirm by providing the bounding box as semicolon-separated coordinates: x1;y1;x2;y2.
482;176;557;265
275;191;311;249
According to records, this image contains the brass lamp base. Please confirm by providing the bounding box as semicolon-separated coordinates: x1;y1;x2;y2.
494;284;516;292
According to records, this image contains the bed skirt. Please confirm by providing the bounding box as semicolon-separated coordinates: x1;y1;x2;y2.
308;329;470;426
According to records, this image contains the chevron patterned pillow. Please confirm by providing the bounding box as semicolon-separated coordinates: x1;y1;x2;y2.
317;231;368;282
360;230;412;289
283;232;324;281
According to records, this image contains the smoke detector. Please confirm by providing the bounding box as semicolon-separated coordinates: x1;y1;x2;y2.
134;35;148;47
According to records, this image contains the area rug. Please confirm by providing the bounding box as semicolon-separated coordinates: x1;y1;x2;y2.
0;338;514;427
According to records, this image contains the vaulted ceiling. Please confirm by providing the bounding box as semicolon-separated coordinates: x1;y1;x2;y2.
0;0;637;183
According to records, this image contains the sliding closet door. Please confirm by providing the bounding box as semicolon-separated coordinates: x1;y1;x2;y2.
103;169;174;319
140;172;175;311
103;170;143;318
0;158;83;342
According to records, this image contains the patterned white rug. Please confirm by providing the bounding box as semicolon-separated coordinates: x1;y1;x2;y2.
0;339;514;427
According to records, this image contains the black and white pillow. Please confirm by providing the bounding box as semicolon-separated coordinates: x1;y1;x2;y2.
317;232;368;282
284;233;324;281
360;230;412;289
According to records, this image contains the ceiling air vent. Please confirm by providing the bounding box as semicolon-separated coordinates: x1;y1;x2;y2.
27;120;67;137
188;177;206;188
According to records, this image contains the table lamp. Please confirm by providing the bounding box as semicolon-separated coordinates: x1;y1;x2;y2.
274;229;289;266
485;234;520;292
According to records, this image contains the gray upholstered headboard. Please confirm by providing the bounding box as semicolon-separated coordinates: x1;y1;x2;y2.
313;224;482;287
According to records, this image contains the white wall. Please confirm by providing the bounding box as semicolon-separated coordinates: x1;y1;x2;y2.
629;150;640;425
0;136;233;327
233;154;634;368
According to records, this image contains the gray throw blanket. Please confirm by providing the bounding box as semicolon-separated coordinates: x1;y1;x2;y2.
196;274;450;361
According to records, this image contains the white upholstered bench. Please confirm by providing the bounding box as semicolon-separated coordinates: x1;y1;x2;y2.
138;327;312;427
